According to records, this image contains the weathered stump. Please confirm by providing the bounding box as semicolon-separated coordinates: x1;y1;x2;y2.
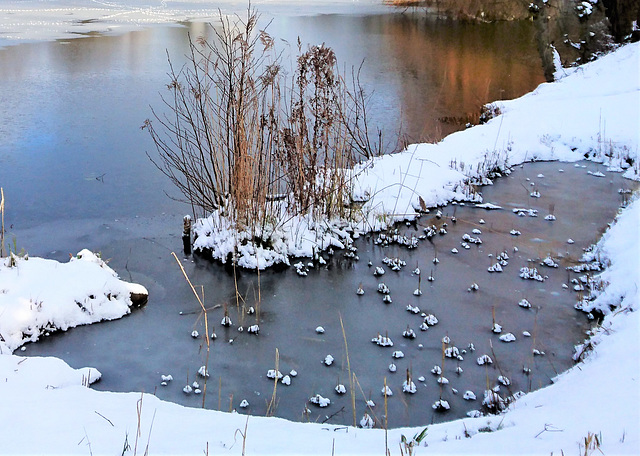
182;215;192;255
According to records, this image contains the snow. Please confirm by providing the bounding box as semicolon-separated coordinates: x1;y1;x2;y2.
475;202;502;210
0;249;147;353
499;333;516;343
309;394;331;407
0;18;638;456
463;391;477;401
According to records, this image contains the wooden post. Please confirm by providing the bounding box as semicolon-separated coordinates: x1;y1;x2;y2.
182;215;192;255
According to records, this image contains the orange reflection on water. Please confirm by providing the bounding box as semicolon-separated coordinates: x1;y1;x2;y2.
378;15;546;141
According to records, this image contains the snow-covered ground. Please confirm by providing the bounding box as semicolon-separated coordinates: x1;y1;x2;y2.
0;0;388;47
0;9;638;455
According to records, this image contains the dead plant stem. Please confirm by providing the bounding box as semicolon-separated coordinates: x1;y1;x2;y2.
0;188;4;257
171;252;210;407
339;313;356;427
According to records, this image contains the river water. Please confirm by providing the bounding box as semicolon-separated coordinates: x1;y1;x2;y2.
0;12;545;228
3;12;633;427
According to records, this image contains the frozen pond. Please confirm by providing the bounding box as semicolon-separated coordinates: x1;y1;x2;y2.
2;12;634;427
20;161;637;426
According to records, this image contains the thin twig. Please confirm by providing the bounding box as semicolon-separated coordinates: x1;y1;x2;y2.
321;406;346;424
94;411;114;427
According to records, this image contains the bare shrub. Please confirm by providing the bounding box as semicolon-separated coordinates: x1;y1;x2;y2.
143;8;382;255
143;9;283;231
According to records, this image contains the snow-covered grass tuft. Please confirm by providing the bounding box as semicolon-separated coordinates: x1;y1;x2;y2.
359;413;374;429
402;380;417;394
499;333;516;343
477;354;493;365
309;394;331;408
432;399;450;411
372;334;394;347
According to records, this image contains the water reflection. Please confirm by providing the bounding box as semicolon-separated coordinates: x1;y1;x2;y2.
0;14;545;231
376;15;546;141
262;13;546;143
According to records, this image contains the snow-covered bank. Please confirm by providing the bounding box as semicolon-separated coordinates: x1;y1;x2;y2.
352;40;639;218
0;0;387;48
0;249;148;354
0;42;638;455
193;41;639;269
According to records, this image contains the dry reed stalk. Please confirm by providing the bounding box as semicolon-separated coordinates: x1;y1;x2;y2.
352;373;381;425
256;246;262;322
134;392;144;455
338;313;356;427
143;410;157;456
529;310;539;392
172;252;211;407
492;306;496;330
384;376;389;456
266;348;279;416
201;309;210;407
488;340;514;397
232;414;250;456
0;188;4;257
439;340;446;400
233;248;241;309
485;363;490;393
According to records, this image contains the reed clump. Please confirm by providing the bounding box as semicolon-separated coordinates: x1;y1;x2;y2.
144;7;382;261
